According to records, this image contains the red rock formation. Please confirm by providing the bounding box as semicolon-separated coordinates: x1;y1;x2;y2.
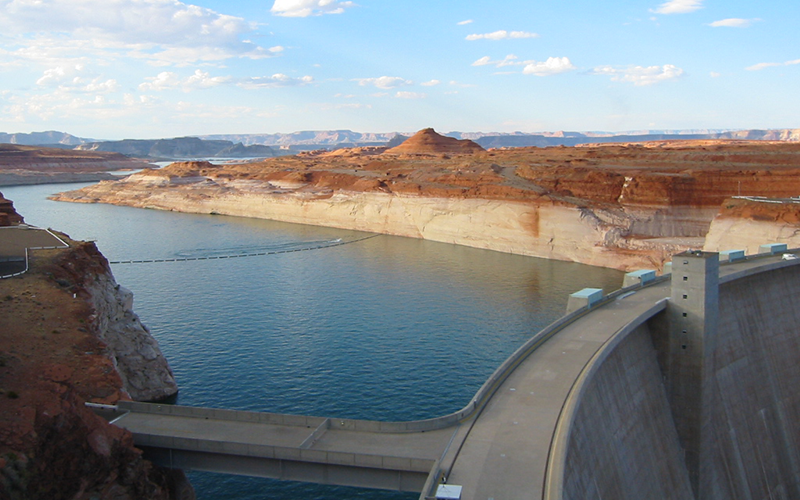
384;128;485;155
0;191;23;226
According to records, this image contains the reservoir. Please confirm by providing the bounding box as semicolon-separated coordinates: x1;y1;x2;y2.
4;183;624;500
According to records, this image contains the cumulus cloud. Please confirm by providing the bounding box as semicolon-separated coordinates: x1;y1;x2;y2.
652;0;703;14
592;64;684;85
746;58;800;71
139;70;232;91
709;18;759;28
472;54;520;67
395;91;426;99
355;76;412;89
271;0;354;17
238;74;314;89
35;64;120;93
0;0;270;65
522;57;576;76
139;70;312;90
471;54;574;76
420;80;441;86
466;30;539;41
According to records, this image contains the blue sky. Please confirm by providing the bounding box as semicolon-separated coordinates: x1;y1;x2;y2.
0;0;797;139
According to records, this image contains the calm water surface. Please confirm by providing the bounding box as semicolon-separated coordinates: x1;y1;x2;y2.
3;183;624;500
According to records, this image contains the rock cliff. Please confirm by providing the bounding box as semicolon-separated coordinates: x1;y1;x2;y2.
0;192;23;226
0;229;189;498
51;137;800;272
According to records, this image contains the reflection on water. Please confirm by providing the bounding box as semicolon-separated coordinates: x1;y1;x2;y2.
3;183;624;499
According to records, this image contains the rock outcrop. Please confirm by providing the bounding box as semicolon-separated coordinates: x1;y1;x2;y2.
0;191;23;226
384;128;484;155
0;226;188;498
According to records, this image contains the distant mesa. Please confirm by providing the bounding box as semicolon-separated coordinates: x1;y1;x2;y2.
384;128;485;155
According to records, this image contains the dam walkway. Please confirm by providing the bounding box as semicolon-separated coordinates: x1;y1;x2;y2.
97;248;800;500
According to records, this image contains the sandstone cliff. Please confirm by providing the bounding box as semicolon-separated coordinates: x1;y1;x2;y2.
0;192;23;226
0;231;189;499
51;139;800;272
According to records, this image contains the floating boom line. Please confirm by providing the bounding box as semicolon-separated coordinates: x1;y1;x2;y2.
109;234;380;265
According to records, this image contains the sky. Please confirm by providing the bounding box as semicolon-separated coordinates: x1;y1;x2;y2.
0;0;798;140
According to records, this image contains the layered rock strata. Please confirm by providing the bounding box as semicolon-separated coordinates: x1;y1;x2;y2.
0;144;152;187
52;137;800;272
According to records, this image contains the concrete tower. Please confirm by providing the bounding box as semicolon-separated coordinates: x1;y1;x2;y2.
666;250;720;498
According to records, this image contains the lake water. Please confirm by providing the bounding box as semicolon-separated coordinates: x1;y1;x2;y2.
2;183;624;500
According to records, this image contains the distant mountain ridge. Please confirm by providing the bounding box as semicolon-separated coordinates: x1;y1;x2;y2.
75;137;276;159
2;128;798;157
0;131;87;146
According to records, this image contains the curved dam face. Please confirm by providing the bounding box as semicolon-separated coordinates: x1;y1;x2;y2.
560;262;800;500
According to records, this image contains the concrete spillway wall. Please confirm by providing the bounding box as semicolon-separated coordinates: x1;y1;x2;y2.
558;263;800;500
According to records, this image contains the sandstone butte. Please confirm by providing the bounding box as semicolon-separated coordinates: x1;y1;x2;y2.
0;193;194;499
0;144;153;187
52;128;800;272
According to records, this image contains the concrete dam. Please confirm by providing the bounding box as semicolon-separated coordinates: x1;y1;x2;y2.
98;246;800;500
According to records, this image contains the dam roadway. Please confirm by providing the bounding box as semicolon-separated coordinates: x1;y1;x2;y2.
101;249;800;500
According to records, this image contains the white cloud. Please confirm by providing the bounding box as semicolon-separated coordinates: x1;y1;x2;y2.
652;0;703;14
458;19;473;25
466;30;539;41
420;80;441;86
238;74;314;89
592;64;684;85
472;54;520;67
395;91;426;99
746;59;800;71
271;0;354;17
471;54;573;76
35;64;120;93
139;70;232;91
523;57;576;76
140;70;311;91
355;76;412;89
709;18;759;28
710;71;721;78
0;0;270;66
